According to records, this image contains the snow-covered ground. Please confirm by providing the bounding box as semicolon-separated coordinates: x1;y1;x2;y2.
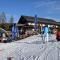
0;34;60;60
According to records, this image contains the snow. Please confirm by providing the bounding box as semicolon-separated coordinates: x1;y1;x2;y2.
0;34;60;60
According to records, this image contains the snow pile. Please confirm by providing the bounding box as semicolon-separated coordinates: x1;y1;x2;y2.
0;34;60;60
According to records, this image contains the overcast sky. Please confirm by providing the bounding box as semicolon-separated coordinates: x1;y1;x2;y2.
0;0;60;23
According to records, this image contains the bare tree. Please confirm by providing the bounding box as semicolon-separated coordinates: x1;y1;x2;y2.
0;14;2;23
9;16;14;23
0;12;6;23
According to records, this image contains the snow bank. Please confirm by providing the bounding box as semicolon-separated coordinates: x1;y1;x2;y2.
0;34;59;60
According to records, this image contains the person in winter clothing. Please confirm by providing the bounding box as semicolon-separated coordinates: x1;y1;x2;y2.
42;25;49;42
56;29;60;41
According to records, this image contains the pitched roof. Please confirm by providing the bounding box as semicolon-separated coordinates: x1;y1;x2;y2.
18;15;57;25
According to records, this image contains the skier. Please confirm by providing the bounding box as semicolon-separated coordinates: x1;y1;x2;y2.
42;25;49;43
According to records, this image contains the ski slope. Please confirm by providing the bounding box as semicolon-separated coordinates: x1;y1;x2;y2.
0;34;60;60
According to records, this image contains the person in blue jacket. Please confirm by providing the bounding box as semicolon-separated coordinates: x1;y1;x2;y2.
11;24;18;41
42;25;49;43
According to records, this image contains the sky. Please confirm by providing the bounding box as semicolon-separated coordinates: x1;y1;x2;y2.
0;0;60;23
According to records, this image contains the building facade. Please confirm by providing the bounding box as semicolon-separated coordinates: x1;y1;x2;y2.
18;15;59;34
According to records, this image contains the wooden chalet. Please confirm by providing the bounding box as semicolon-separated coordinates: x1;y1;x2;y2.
18;15;59;34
